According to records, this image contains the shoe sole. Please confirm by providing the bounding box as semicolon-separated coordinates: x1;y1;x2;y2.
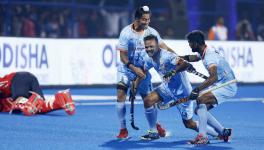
187;140;210;145
117;136;129;139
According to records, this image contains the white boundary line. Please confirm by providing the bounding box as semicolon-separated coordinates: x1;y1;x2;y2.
229;98;264;102
44;94;264;106
44;95;141;101
76;101;143;106
76;99;264;106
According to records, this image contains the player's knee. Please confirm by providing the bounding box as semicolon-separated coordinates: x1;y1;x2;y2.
117;82;128;93
117;83;128;102
196;97;206;104
197;93;217;105
143;96;153;108
183;119;197;130
117;91;126;102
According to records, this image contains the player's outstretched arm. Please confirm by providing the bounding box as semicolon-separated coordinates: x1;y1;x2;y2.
180;55;201;62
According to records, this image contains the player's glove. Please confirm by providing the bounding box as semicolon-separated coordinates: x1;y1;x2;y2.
189;87;200;100
163;70;176;81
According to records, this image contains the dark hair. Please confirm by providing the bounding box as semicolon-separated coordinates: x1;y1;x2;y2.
185;30;205;45
144;34;158;43
134;6;151;20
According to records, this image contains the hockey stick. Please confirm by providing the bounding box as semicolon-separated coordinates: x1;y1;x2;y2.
186;68;208;80
157;79;237;110
129;77;142;130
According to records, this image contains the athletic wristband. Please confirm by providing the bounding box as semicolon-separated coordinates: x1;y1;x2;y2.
126;62;132;68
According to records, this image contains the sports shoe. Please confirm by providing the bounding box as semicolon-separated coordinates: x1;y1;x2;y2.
116;128;128;139
188;134;210;144
156;123;166;137
55;89;75;115
218;128;232;142
141;130;160;140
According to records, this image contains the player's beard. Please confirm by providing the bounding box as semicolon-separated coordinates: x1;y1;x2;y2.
190;42;200;53
139;24;148;30
147;48;157;57
191;48;199;53
191;45;200;53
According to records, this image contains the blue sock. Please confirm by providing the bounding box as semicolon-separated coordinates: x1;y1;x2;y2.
154;106;158;125
197;104;208;136
207;112;224;134
116;102;126;129
145;106;157;131
195;121;219;137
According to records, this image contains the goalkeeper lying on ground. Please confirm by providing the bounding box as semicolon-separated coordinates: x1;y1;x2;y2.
0;71;75;116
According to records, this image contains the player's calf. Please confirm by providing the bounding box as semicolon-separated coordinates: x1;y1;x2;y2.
143;91;160;108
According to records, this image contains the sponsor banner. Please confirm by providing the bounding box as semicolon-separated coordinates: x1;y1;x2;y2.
0;38;118;85
0;37;262;85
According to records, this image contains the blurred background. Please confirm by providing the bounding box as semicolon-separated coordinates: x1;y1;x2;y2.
1;0;264;41
1;2;264;149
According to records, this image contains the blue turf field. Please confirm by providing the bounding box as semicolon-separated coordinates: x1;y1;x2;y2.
0;85;264;150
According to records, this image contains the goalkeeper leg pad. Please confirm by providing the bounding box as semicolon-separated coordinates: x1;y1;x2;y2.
55;89;75;115
14;92;44;116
